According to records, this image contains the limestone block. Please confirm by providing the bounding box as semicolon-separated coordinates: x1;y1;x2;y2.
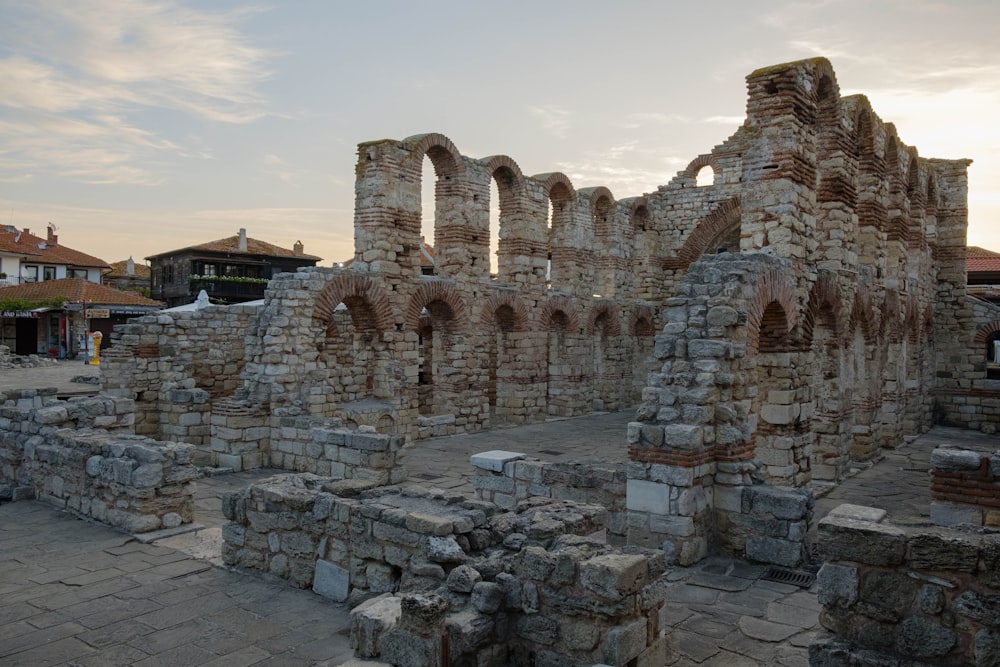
446;564;481;593
818;515;907;566
826;504;886;523
745;536;802;567
426;535;465;563
930;447;983;471
662;424;703;448
313;558;350;602
626;480;670;514
602;619;647;666
580;553;648;601
908;532;980;572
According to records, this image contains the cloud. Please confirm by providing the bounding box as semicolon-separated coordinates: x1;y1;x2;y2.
0;0;274;185
529;105;571;139
554;143;689;195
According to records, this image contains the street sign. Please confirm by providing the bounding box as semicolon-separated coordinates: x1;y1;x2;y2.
63;303;84;311
85;308;110;319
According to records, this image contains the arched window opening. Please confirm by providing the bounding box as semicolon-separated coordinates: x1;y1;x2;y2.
757;302;789;353
547;182;572;289
632;205;650;233
694;165;716;187
489;176;501;278
987;332;1000;380
421;155;436;261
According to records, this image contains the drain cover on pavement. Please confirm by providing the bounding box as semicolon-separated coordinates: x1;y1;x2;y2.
760;566;816;588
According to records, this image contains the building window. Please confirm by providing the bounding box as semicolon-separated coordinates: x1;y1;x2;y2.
68;268;88;279
22;265;38;282
43;266;56;281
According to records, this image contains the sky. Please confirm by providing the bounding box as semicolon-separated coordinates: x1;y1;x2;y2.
1;0;999;268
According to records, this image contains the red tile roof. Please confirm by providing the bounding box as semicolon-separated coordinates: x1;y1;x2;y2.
0;226;109;269
967;246;1000;273
104;259;152;279
147;234;322;261
0;278;162;307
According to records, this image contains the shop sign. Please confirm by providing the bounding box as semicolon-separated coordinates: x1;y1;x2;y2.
85;308;111;319
0;311;39;318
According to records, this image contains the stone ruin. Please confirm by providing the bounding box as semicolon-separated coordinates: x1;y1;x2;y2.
4;56;1000;665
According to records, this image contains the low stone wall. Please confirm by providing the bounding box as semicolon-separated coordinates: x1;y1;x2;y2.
0;345;58;369
811;503;1000;666
471;450;627;544
930;446;1000;527
222;474;667;666
0;388;197;532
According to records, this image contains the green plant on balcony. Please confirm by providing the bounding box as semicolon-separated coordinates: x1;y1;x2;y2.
188;274;269;285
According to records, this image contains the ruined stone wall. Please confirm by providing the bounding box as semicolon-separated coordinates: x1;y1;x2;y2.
930;446;1000;527
221;474;667;666
626;58;971;564
0;388;196;532
935;295;1000;431
812;504;1000;666
101;304;257;442
470;454;628;544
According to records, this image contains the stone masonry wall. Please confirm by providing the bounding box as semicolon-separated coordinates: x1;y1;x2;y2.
0;388;196;532
812;503;1000;666
101;303;257;440
934;295;1000;432
470;451;628;544
221;474;667;667
930;446;1000;527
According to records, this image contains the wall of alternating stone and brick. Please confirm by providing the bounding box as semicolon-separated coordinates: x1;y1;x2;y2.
101;304;257;441
221;474;667;666
812;503;1000;666
0;388;196;532
934;296;1000;433
929;446;1000;527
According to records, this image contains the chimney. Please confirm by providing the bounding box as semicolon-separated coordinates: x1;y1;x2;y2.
47;223;58;245
126;257;135;276
22;228;30;236
293;240;303;256
238;228;247;252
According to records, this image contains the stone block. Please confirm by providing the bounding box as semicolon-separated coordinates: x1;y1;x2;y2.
931;501;983;527
930;447;983;471
826;504;886;523
602;619;647;665
745;536;802;567
908;532;980;572
819;515;907;566
580;553;648;601
470;450;526;472
626;479;670;514
313;558;349;602
817;562;859;608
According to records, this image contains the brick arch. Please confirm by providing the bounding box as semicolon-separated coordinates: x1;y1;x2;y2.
401;132;466;179
535;172;577;203
926;172;938;215
585;300;622;336
975;321;1000;344
681;153;722;182
480;155;526;196
313;273;395;333
746;268;798;355
848;284;877;344
630;304;657;337
884;131;907;195
669;197;742;269
404;280;467;332
479;290;530;332
540;295;580;333
799;271;843;347
622;196;651;232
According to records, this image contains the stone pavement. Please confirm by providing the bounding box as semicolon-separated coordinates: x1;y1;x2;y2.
2;359;996;665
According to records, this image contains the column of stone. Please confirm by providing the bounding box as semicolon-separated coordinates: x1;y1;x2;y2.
353;139;419;278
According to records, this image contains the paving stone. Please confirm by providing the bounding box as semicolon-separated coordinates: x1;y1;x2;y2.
73;643;152;667
765;600;819;629
672;628;722;662
738;616;801;642
1;635;96;665
132;642;218;667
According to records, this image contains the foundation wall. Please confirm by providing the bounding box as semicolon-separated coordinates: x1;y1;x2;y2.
0;389;196;532
812;504;1000;666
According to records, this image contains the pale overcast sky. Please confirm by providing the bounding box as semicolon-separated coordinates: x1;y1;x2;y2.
1;0;998;266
